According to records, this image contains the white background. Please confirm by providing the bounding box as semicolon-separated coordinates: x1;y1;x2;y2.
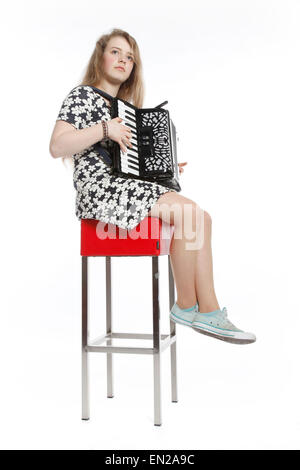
0;0;300;450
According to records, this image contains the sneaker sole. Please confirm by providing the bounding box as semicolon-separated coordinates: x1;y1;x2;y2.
191;326;256;345
169;313;193;329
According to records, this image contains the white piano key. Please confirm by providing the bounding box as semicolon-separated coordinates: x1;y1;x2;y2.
118;105;137;126
121;155;139;170
126;148;138;158
121;149;138;161
120;152;139;166
119;101;136;114
120;152;139;167
118;109;136;121
119;116;137;128
126;157;139;168
121;164;140;176
120;149;138;161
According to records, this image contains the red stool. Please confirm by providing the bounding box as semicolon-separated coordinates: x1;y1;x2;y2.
80;216;178;426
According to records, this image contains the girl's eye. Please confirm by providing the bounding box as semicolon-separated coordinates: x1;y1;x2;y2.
112;50;133;62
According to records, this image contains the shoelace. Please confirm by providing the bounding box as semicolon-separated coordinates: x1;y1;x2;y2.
194;306;236;328
213;307;238;330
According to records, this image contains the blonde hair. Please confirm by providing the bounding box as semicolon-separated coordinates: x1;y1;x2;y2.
62;28;145;168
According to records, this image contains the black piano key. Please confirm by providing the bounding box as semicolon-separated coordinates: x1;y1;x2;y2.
127;148;138;156
128;133;137;142
127;151;139;160
124;152;138;162
120;105;136;119
127;157;139;167
125;121;137;132
124;113;136;124
127;160;139;169
127;162;140;172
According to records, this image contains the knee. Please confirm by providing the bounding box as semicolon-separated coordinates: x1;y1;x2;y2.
192;203;211;223
203;209;212;225
167;196;212;229
190;204;212;232
178;201;209;230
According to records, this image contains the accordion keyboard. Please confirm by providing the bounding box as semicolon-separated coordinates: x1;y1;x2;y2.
118;100;140;176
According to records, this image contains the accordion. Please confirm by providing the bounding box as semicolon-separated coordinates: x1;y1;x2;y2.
90;86;181;192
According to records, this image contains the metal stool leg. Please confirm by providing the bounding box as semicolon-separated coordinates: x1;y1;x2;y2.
152;256;162;426
82;256;90;420
168;255;178;402
106;256;113;398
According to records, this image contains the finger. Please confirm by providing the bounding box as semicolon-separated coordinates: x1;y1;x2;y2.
123;137;132;150
178;162;188;166
119;140;127;153
124;132;132;143
126;135;132;147
125;136;133;148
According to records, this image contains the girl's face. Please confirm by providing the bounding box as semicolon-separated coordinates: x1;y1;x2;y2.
102;36;135;83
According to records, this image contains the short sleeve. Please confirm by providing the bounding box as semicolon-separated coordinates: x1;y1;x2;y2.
56;86;95;130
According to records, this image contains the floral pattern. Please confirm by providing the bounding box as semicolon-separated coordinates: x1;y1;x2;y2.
56;85;177;230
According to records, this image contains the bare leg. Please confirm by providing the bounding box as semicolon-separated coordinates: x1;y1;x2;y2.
193;209;220;313
148;191;220;312
169;232;198;309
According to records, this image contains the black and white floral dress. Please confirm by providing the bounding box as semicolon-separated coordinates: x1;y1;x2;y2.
56;85;178;230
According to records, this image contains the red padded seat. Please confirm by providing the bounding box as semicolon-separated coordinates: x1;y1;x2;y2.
81;216;175;257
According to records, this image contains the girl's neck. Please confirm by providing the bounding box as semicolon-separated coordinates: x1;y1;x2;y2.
94;81;120;99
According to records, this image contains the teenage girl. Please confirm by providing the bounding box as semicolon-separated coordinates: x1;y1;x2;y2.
50;28;256;345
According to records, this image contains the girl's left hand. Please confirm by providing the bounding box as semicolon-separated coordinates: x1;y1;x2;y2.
178;162;188;175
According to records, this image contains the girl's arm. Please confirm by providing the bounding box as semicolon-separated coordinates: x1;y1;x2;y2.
49;120;104;159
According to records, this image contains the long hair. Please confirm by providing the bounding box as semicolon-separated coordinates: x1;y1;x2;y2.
62;28;144;168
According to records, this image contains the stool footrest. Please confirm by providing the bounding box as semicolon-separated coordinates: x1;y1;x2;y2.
87;332;177;354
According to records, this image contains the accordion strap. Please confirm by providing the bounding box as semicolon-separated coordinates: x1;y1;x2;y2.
88;86;114;102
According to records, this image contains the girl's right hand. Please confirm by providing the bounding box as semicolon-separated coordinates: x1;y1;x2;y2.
107;117;133;153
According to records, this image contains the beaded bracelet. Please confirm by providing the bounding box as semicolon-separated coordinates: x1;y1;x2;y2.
101;120;109;141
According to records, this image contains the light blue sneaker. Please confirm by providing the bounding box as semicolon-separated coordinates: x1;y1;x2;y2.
169;302;198;328
192;307;256;344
